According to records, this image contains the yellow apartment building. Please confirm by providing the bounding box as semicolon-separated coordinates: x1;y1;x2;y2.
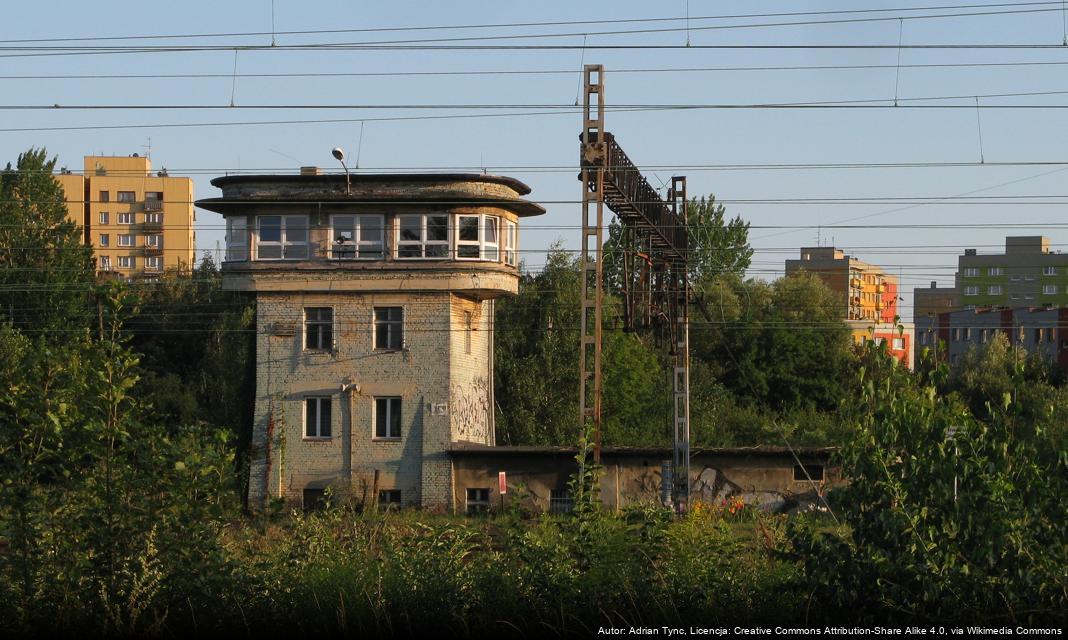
785;246;899;323
57;155;195;278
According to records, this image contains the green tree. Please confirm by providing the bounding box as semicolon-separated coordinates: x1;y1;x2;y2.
0;149;95;337
790;345;1068;624
686;195;752;282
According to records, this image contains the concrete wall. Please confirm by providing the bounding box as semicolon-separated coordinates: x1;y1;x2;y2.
451;448;840;514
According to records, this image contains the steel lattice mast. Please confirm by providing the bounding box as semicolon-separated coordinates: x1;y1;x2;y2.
578;64;692;510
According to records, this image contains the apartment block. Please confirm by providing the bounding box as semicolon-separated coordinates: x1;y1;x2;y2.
913;281;959;321
57;155;195;279
785;247;899;322
954;236;1068;310
845;320;915;369
916;307;1068;368
196;171;543;511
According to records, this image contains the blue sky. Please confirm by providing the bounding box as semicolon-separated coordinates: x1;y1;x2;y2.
4;1;1068;319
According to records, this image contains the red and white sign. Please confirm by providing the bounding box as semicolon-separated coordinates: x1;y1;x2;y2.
498;471;507;495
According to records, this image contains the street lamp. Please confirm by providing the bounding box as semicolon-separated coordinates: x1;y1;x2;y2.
332;147;350;194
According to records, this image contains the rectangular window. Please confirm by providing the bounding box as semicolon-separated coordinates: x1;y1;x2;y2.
549;489;574;514
116;191;136;203
919;332;927;346
964;328;972;340
1049;328;1057;343
988;267;1003;276
504;220;518;266
988;285;1002;295
99;212;109;225
466;488;490;515
374;397;402;439
118;234;134;247
145;234;161;248
145;212;162;224
330;214;384;259
118;256;135;269
118;212;134;225
456;214;500;261
374;307;403;350
378;490;401;510
397;213;449;259
145;256;162;272
1044;284;1058;295
1044;266;1058;276
892;337;904;350
794;464;825;482
256;215;308;260
304;397;332;438
145;191;163;211
952;328;961;342
98;256;111;271
99;191;109;203
963;286;978;296
304;307;333;351
963;267;978;277
980;329;989;344
226;217;248;261
1035;328;1044;343
99;234;109;247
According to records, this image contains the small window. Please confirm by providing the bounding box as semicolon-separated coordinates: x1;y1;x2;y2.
919;332;927;346
374;307;403;350
988;267;1003;276
145;256;162;272
1049;328;1057;343
226;217;248;261
305;397;332;438
964;328;972;340
378;489;402;510
118;234;134;247
99;191;110;203
330;214;384;259
1044;285;1058;295
892;337;904;350
963;286;978;296
504;220;518;266
456;214;500;261
952;328;961;342
374;397;402;439
99;234;109;247
118;212;134;225
1044;266;1058;276
117;191;136;203
794;464;824;482
256;215;308;260
963;267;978;277
98;256;112;271
145;191;163;209
397;213;449;259
304;307;333;351
99;212;109;225
145;212;162;224
980;329;989;344
549;489;574;514
1035;328;1044;343
118;256;135;269
145;234;161;248
466;488;490;515
988;285;1002;295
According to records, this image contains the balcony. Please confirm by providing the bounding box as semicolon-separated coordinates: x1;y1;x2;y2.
144;198;163;212
144;240;163;256
143;216;163;231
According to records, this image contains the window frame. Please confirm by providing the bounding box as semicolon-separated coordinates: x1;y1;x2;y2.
1043;284;1058;295
98;256;112;271
99;233;109;247
396;212;449;259
304;307;334;352
117;256;135;269
503;220;518;266
987;285;1002;295
1044;266;1058;276
374;307;404;351
116;191;136;203
988;267;1003;276
117;212;134;225
99;212;109;225
145;256;162;272
465;488;491;515
329;214;385;260
378;489;402;510
304;396;332;439
963;267;978;277
963;285;978;296
374;397;402;440
455;214;501;262
117;234;135;247
255;215;308;261
99;191;110;203
145;234;161;248
226;216;248;261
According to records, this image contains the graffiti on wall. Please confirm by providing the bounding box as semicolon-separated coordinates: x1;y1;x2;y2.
451;376;490;441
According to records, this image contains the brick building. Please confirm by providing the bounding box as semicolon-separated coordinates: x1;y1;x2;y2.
196;171;544;510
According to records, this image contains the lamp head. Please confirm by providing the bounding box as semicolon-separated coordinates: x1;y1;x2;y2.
331;147;345;162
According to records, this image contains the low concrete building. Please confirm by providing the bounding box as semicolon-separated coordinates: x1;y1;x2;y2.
450;445;840;514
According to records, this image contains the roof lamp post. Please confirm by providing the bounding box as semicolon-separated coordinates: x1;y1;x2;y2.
332;146;350;194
